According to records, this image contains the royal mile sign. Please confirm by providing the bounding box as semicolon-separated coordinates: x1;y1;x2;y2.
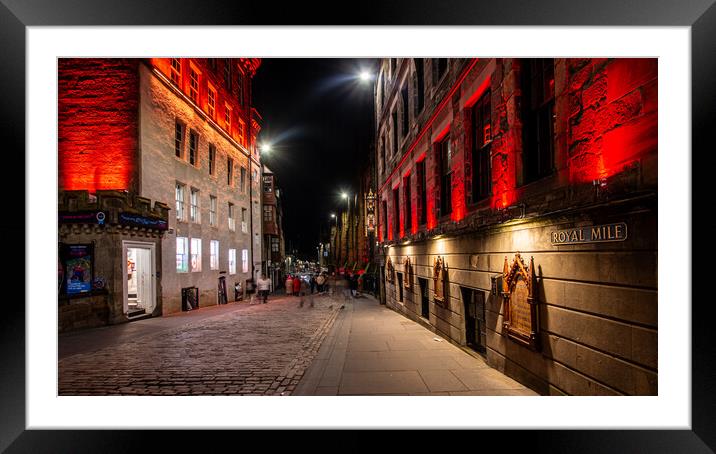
551;222;627;245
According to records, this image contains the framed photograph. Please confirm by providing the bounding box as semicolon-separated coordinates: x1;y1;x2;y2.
7;0;711;450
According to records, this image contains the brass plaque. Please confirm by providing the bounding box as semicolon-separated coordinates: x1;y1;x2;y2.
502;253;539;351
509;276;531;337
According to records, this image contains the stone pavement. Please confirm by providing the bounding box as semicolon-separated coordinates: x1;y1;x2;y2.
294;286;538;396
58;292;340;396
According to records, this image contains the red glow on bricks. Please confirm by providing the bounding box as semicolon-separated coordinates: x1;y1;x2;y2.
465;75;491;108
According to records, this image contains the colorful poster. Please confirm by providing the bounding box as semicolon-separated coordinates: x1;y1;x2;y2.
65;244;93;294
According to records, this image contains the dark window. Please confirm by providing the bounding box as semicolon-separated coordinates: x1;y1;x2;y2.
227;157;233;186
522;58;555;184
263;205;273;221
170;58;181;86
393;187;400;238
403;174;412;234
417;160;427;225
392;110;398;156
382;200;388;240
414;59;425;114
188;130;198;166
208;144;215;175
471;90;492;202
174;121;184;158
223;59;232;91
438;135;452;217
208;58;217;71
380;137;386;174
401;84;409;137
397;273;404;302
271;237;279;252
434;59;448;84
240;167;247;193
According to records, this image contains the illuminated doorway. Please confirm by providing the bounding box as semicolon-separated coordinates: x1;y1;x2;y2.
123;241;156;318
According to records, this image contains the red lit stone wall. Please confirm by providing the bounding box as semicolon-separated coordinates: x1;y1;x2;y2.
58;58;140;193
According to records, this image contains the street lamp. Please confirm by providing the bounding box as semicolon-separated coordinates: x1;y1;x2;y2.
359;70;372;83
260;143;272;154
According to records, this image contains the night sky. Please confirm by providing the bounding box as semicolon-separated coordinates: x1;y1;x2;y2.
253;58;377;259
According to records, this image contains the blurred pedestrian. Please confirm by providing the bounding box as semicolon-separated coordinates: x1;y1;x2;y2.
310;274;317;294
285;275;294;296
316;273;326;293
293;274;302;295
257;273;271;304
349;273;358;297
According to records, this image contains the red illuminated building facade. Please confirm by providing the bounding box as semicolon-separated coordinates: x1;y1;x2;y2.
375;58;657;395
58;58;263;327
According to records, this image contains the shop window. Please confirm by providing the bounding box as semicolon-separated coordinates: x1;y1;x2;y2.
190;238;202;272
522;58;555;184
210;240;219;270
229;248;237;275
176;237;188;273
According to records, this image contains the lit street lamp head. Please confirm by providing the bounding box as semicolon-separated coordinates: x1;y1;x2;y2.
341;192;348;199
261;143;272;153
330;213;336;218
359;71;372;82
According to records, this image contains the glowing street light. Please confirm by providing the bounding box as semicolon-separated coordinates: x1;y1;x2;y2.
341;192;348;200
359;71;372;82
330;213;336;218
261;143;272;153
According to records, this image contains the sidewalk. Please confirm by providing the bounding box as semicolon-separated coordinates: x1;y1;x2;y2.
294;287;537;396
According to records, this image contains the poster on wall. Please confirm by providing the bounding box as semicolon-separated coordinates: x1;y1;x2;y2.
62;243;94;295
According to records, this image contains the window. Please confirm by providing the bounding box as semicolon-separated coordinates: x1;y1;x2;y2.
263;176;273;193
210;240;219;270
438;135;452;217
382;200;388;240
238;119;246;145
224;104;232;131
403;174;412;234
223;59;232;90
175;183;185;221
209;195;217;226
170;58;181;86
417;160;427;225
434;58;448;84
228;202;235;231
190;188;200;223
207;86;216;118
401;84;409;137
263;205;273;222
174;121;184;158
176;237;188;273
208;58;217;71
471;90;492;202
393;186;400;238
190;238;202;272
237;70;244;107
188;130;198;166
397;273;404;302
522;58;555;184
227;157;234;186
228;249;237;275
241;208;248;233
240;167;247;193
392;110;398;155
241;249;249;273
414;58;425;114
208;144;216;176
379;137;386;174
189;67;199;103
271;237;279;252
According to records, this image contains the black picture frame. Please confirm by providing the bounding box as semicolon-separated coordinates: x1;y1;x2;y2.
4;0;712;451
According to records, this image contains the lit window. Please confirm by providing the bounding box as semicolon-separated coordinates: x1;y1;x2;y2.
174;121;184;158
228;249;237;275
175;183;185;221
228;202;235;231
242;249;249;273
263;205;273;222
241;208;248;233
188;130;198;166
170;58;181;86
190;238;202;272
190;188;200;223
238;119;245;145
210;240;219;270
207;86;216;118
271;237;279;252
209;195;217;226
189;67;199;103
176;237;188;273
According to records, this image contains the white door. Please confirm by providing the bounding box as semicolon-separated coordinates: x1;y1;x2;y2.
123;241;156;316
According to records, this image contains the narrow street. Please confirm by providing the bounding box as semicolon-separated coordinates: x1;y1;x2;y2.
59;278;534;396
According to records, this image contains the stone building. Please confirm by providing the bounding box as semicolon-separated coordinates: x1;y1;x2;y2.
58;57;263;327
375;57;657;395
261;165;286;289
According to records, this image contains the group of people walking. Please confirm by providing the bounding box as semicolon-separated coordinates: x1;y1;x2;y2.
252;271;339;304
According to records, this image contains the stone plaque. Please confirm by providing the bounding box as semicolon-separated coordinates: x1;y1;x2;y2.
551;222;627;245
502;253;539;350
433;256;448;303
404;257;412;289
386;256;394;283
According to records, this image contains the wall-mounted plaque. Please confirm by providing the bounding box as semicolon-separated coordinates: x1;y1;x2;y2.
501;253;539;351
433;256;448;303
386;256;394;283
404;256;412;289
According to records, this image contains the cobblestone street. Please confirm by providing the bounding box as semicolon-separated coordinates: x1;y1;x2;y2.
59;292;340;396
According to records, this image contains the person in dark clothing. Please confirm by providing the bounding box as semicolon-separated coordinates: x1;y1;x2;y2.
310;274;317;294
349;273;358;297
